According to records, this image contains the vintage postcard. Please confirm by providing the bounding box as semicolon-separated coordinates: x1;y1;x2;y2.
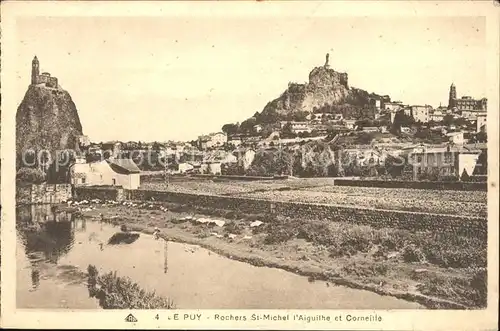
1;0;499;329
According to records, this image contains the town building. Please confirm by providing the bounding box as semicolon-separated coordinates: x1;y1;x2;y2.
430;108;446;122
253;124;263;133
362;127;380;133
411;105;432;123
227;136;242;147
344;119;357;130
446;132;465;145
400;127;412;134
70;159;141;189
201;150;238;175
78;135;91;148
384;101;404;112
198;132;227;149
408;144;481;180
476;113;487;133
447;83;487;111
174;162;195;174
280;121;313;134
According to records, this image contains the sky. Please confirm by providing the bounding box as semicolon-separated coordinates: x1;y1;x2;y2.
15;16;486;143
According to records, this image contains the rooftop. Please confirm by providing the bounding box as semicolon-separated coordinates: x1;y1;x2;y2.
107;158;141;174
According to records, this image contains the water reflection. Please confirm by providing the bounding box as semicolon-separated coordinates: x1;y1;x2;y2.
31;269;40;290
17;204;423;310
164;241;168;274
17;205;78;264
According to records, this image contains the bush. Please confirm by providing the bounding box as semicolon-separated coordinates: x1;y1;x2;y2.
263;217;299;244
402;244;426;263
16;167;46;184
225;221;243;235
87;265;175;309
416;268;487;308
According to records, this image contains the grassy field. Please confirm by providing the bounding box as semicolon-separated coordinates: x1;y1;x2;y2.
140;177;487;217
79;201;487;309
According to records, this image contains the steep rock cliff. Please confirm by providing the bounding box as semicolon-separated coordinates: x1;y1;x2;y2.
16;84;83;166
258;63;386;120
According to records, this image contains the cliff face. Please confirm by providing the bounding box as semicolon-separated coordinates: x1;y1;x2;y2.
16;84;83;166
260;64;383;118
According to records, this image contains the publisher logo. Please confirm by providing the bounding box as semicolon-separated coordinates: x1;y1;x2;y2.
125;313;138;323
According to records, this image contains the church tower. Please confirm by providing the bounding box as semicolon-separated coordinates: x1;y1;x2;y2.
448;83;456;109
31;56;40;85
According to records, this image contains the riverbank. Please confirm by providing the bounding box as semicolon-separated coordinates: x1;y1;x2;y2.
74;200;486;309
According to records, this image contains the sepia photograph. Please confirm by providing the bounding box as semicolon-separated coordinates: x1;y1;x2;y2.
1;1;499;330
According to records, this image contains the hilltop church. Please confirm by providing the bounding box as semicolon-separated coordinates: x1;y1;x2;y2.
31;56;59;88
447;83;487;112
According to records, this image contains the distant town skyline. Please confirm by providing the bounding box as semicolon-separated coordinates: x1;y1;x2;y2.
15;16;486;142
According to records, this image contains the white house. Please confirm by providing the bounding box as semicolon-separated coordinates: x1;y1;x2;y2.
384;102;403;112
430;109;445;122
198;132;227;149
227;136;242;147
253;124;263;133
411;105;432;123
447;132;465;146
178;162;195;174
344;119;357;130
401;126;411;134
201;150;238;175
476;113;487;133
70;159;141;189
280;121;312;134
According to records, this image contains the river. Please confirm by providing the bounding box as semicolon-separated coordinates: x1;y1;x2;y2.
16;204;422;309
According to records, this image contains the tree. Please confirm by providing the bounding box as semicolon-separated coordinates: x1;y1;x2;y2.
384;154;407;178
442;114;454;127
460;169;471;182
476;131;487;143
222;123;240;135
240;117;257;132
16;167;46;185
281;122;295;138
356;132;375;145
152;141;162;151
260;125;274;138
293;111;309;122
258;108;280;124
246;148;294;176
391;110;414;134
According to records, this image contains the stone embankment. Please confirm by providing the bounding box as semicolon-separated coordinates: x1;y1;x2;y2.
73;187;486;238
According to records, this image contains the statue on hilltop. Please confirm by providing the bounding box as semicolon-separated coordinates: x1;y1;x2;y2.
324;53;330;69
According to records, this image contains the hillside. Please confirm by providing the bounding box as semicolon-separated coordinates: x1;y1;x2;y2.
248;54;390;127
16;84;83;167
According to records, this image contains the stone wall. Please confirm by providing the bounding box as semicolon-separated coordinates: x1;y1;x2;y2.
71;187;486;238
124;189;486;239
333;179;488;191
16;183;72;204
74;186;124;202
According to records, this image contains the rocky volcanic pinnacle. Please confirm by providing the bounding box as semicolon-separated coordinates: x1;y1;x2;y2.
16;84;83;166
259;56;383;118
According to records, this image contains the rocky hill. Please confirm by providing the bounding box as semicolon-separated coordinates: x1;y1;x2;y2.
16;84;83;167
254;54;389;124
